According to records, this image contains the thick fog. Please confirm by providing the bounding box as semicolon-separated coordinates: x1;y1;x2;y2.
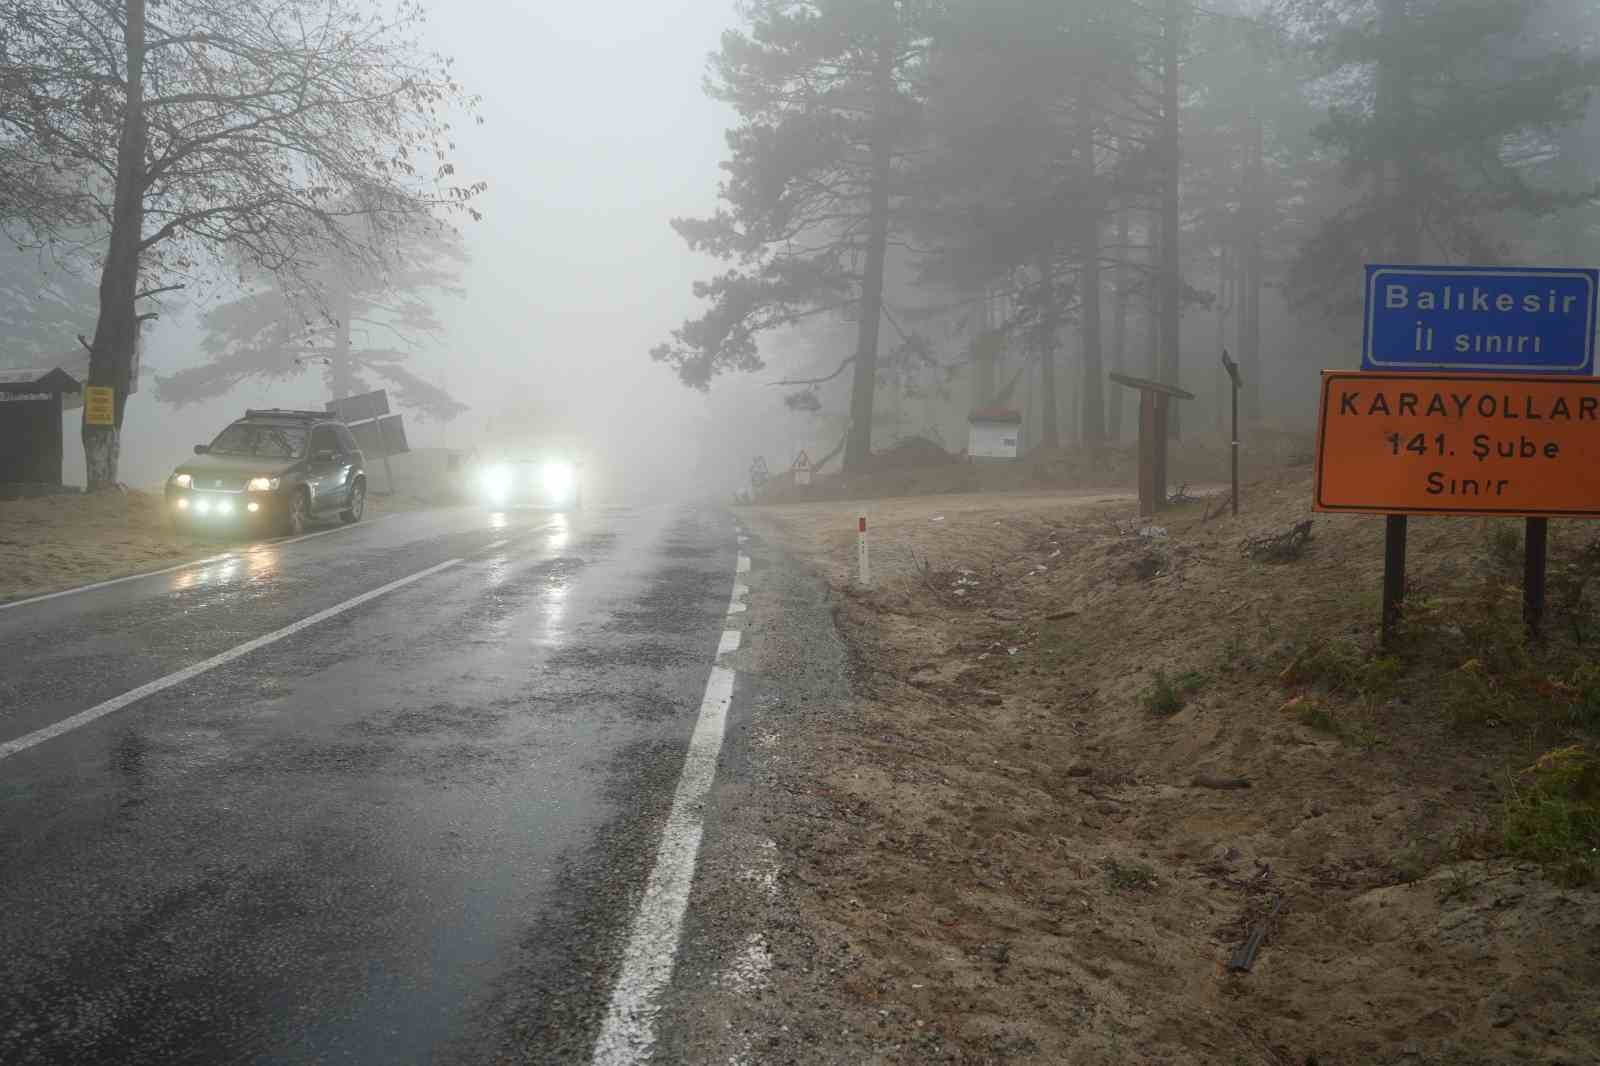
63;1;743;499
32;0;1600;500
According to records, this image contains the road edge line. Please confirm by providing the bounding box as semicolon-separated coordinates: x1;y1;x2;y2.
0;558;462;762
589;548;750;1065
0;516;394;613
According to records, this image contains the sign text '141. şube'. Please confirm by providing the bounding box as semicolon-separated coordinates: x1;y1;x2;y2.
1314;371;1600;517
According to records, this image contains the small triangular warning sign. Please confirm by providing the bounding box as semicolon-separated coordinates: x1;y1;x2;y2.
792;450;811;470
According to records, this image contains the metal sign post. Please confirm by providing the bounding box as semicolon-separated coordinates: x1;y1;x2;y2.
328;391;406;494
1222;350;1243;516
1330;264;1600;645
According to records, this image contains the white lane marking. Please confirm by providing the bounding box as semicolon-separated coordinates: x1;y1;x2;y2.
590;665;736;1065
0;559;462;763
591;542;751;1065
0;553;236;612
736;554;750;574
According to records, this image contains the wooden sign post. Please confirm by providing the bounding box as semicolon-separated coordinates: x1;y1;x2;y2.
1110;372;1197;518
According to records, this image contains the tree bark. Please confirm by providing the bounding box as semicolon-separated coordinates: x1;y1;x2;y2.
843;15;897;474
330;280;356;399
1077;85;1105;447
1110;209;1129;443
1146;211;1161;379
1036;255;1061;451
1240;105;1264;424
1158;0;1184;436
84;0;147;490
1378;0;1421;263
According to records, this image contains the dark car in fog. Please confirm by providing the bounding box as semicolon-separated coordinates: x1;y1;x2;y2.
166;409;367;536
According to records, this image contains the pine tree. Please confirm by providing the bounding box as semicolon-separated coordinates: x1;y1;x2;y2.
157;225;467;421
652;0;934;472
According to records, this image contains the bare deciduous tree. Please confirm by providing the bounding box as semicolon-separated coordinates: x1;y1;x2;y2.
0;0;484;487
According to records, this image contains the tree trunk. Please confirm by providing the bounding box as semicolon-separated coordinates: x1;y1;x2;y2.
1110;209;1129;443
1146;212;1161;379
330;281;356;399
1216;242;1231;435
1037;256;1061;451
1240;106;1264;424
1378;0;1421;263
1078;86;1105;447
83;0;147;490
843;18;897;474
1158;0;1184;436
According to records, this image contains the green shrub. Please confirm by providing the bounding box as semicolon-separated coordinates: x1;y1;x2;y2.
1502;746;1600;887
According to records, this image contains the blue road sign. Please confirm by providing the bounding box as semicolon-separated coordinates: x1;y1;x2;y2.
1363;265;1598;375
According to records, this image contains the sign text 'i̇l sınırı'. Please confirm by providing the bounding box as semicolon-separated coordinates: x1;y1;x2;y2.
1363;266;1598;374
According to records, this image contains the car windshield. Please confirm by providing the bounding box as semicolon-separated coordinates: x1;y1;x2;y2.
207;423;308;459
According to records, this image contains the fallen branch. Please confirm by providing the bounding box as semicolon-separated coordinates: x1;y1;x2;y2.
1241;520;1313;562
1227;895;1287;973
1192;773;1251;790
1202;492;1235;523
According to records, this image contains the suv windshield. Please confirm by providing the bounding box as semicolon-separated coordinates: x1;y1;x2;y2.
208;422;309;460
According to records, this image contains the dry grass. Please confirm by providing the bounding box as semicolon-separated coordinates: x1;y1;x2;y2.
742;467;1600;1065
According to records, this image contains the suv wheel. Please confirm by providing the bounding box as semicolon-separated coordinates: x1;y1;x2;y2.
340;479;366;524
283;487;310;537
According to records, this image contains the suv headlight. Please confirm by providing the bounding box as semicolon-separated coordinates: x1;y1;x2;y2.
542;461;576;498
247;477;280;492
171;473;192;488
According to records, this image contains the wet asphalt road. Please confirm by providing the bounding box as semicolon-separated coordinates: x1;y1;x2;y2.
0;503;738;1065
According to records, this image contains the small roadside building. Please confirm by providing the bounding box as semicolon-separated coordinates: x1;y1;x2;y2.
967;407;1022;460
0;367;82;487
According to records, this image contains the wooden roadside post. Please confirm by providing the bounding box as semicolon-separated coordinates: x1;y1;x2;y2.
1110;372;1196;519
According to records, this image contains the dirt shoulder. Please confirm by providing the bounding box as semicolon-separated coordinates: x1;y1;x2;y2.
0;490;430;603
737;479;1600;1065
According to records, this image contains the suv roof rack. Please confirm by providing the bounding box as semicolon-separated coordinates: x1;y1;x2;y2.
242;408;329;421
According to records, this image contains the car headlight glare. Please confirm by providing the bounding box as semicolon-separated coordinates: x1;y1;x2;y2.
481;465;513;498
172;474;192;488
542;462;576;498
247;477;279;492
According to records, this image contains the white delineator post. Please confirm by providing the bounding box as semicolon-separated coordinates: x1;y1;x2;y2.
857;513;871;587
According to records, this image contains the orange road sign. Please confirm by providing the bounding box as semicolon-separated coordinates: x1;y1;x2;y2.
1314;371;1600;517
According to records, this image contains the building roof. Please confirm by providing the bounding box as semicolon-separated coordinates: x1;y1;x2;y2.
968;406;1023;424
0;367;83;394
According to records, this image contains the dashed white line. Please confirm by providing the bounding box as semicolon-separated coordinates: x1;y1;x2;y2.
591;542;751;1066
0;558;462;763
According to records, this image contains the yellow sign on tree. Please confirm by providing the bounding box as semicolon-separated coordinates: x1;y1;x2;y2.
84;386;115;426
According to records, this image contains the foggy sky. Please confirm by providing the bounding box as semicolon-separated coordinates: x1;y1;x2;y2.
83;0;742;496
